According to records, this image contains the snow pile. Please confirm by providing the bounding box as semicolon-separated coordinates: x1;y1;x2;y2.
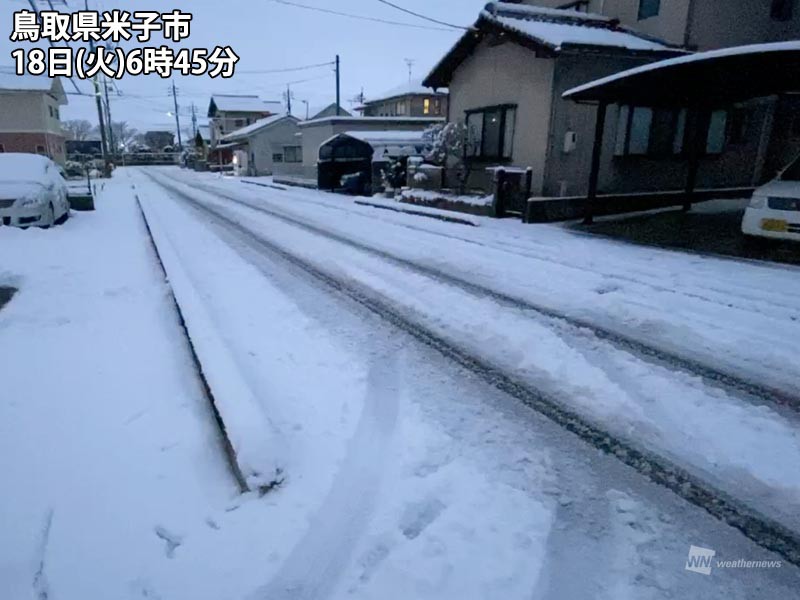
400;188;495;207
138;193;286;490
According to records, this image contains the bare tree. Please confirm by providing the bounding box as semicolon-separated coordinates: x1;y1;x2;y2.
62;119;94;141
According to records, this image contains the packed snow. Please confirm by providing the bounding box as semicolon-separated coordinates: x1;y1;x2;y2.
2;167;799;598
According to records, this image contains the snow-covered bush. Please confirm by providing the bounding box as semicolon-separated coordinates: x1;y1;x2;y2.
413;171;428;183
423;122;474;194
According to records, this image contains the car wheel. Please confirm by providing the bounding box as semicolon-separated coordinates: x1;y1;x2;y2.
40;203;55;229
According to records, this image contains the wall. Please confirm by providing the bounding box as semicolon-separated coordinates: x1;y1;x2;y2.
687;0;800;49
548;52;773;196
0;132;66;164
211;111;271;144
0;91;65;163
523;0;800;49
447;37;555;194
245;119;301;176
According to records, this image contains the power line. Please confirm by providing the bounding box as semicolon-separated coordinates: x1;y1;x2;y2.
236;60;335;75
374;0;469;30
267;0;454;32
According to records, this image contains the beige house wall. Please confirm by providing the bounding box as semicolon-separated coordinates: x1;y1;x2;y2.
242;118;301;176
523;0;800;49
448;38;555;195
0;92;62;135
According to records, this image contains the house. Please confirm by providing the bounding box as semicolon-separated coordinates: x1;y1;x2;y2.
524;0;800;182
310;103;351;120
526;0;800;50
207;94;282;146
358;80;449;118
274;115;443;187
144;131;174;150
219;114;300;176
425;2;690;197
0;74;67;164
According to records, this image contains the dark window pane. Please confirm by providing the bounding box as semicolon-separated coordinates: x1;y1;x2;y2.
638;0;660;19
482;108;503;158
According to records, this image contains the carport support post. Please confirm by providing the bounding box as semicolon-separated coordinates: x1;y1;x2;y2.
683;108;700;212
583;101;608;225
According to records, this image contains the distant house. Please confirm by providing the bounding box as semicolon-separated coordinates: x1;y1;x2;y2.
0;74;67;164
220;114;300;176
358;80;448;118
275;115;443;186
310;103;351;120
144;131;175;151
207;94;282;146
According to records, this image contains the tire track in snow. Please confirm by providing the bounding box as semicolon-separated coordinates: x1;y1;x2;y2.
147;175;800;568
154;171;800;413
249;354;399;600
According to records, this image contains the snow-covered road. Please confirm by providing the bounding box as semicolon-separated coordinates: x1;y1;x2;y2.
122;167;798;597
2;167;798;598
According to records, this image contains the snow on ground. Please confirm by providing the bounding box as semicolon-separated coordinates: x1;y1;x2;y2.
149;168;800;532
3;166;799;598
174;169;800;398
129;167;800;598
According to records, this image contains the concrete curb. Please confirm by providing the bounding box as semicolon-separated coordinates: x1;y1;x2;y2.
354;199;478;226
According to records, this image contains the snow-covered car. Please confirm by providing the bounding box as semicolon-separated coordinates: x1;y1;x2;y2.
742;155;800;242
0;153;70;228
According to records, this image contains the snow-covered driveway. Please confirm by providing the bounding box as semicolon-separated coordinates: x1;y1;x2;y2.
2;167;798;599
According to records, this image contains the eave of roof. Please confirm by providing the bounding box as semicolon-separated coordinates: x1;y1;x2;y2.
424;11;681;89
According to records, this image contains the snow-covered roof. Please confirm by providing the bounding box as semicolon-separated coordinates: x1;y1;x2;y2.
0;73;66;102
341;130;428;145
564;40;800;99
221;114;298;142
481;2;671;52
196;124;211;141
208;94;282;116
300;115;444;127
363;79;448;105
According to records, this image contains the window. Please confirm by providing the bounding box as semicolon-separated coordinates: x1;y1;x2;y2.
615;105;652;156
36;145;46;154
272;153;284;163
397;101;407;116
234;119;244;127
727;107;749;144
0;144;5;152
48;105;54;118
771;0;794;20
434;98;441;115
283;145;302;163
465;105;516;160
424;98;431;115
638;0;660;20
705;110;727;154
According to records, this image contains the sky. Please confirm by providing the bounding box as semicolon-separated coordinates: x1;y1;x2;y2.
1;0;489;136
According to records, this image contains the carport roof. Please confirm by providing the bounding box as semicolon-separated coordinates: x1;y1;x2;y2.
562;41;800;106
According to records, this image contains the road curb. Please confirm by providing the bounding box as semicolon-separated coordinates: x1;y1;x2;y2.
354;199;478;226
135;194;252;493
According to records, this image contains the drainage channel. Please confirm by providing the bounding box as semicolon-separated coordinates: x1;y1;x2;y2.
153;176;800;568
157;172;800;415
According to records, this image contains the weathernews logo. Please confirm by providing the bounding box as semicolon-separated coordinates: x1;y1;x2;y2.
685;545;783;576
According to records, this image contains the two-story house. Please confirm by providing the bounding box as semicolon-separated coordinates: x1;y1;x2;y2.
207;94;282;147
526;0;800;50
0;74;67;164
358;80;448;118
523;0;800;180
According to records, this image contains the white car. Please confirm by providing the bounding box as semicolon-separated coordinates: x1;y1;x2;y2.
0;153;70;228
742;155;800;242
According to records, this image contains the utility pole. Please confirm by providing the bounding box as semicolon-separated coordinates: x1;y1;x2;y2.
335;54;341;116
285;84;292;115
171;81;183;150
84;0;108;167
102;75;115;157
191;103;198;139
301;99;309;120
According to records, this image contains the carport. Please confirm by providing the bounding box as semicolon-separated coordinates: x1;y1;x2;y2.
563;41;800;224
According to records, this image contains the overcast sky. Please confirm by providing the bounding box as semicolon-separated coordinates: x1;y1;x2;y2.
2;0;488;135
